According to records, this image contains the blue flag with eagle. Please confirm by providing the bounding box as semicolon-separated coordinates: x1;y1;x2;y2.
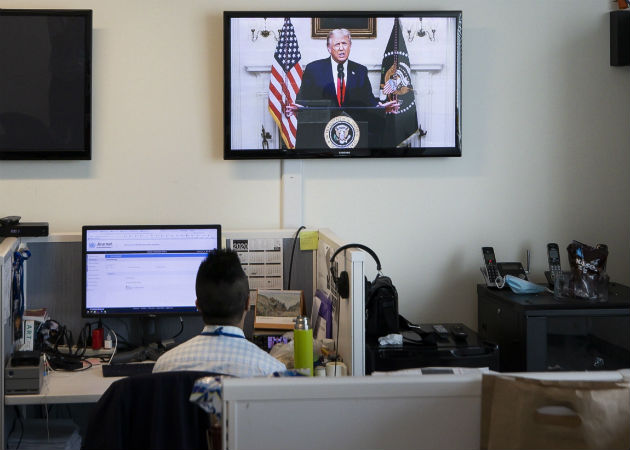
379;18;419;148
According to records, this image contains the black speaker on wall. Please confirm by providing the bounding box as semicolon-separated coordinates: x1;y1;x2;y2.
611;10;630;66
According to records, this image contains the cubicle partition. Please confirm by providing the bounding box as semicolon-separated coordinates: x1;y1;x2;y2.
315;229;366;376
8;229;363;355
220;370;630;450
0;228;369;448
0;237;19;448
222;374;483;450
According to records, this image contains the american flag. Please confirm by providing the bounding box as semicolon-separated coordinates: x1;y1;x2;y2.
268;18;302;149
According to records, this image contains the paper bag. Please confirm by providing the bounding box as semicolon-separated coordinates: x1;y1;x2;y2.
481;374;630;449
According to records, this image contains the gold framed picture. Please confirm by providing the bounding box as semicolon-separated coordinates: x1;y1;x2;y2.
254;290;304;330
311;17;377;39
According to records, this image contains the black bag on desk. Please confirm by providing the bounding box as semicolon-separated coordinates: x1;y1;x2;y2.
329;243;399;338
365;275;399;338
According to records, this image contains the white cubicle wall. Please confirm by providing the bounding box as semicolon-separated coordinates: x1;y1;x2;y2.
316;229;366;376
222;374;483;450
0;237;20;450
221;370;630;450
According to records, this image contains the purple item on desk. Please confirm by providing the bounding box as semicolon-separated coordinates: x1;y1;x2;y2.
315;289;333;339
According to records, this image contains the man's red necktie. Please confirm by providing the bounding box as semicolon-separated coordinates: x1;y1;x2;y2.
336;77;345;106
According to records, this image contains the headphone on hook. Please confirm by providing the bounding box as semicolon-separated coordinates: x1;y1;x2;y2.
329;243;381;299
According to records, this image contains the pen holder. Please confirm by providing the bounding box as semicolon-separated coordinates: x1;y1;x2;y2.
293;316;313;376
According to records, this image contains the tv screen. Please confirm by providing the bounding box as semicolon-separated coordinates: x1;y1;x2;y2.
0;9;92;160
82;225;221;317
224;11;462;159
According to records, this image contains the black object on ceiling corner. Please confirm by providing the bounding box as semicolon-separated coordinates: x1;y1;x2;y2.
611;10;630;66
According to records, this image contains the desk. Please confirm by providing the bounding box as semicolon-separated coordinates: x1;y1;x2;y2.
365;323;499;374
5;364;121;405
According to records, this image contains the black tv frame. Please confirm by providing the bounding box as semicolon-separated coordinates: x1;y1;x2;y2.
0;9;92;160
224;11;462;159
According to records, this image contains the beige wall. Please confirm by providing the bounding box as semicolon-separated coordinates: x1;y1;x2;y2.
1;0;628;328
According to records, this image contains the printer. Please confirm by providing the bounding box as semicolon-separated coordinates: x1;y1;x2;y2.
5;351;44;395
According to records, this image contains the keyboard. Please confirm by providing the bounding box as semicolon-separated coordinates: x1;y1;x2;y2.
101;362;155;377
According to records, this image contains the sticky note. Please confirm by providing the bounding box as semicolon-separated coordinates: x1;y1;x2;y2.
299;231;319;251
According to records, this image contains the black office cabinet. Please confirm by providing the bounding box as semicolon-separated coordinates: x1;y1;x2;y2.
477;284;630;372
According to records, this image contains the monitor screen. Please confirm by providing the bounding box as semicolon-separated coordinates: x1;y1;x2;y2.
82;225;221;317
224;11;462;159
0;9;92;160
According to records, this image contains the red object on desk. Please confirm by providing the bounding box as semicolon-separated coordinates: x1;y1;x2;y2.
92;328;104;350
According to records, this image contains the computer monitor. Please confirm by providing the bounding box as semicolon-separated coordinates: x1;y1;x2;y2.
82;225;221;317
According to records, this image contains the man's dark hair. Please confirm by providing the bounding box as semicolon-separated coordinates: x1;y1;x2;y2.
195;249;249;325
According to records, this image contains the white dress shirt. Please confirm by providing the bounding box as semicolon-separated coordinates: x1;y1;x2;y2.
153;325;286;377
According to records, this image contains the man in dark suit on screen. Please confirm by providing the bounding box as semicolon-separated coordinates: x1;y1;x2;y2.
286;28;398;148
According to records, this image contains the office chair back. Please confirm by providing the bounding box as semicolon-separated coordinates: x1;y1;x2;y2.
82;370;220;450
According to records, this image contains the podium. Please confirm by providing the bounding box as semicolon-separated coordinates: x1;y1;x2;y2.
295;101;373;152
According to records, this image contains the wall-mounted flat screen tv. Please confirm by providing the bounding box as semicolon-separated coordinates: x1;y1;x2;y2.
0;9;92;160
224;11;462;159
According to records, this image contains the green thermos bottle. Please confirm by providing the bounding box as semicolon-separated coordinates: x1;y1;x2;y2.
294;316;313;376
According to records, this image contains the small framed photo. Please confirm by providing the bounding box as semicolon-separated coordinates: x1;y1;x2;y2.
254;290;304;330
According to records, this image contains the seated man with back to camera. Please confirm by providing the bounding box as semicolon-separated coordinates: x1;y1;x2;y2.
153;249;286;376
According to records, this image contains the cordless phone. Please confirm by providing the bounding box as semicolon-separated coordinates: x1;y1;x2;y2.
546;243;562;286
482;247;501;287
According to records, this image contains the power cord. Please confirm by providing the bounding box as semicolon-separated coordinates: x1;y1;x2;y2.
334;292;341;376
40;320;84;371
107;317;131;343
44;396;49;444
17;408;23;450
169;317;184;340
80;320;128;364
39;320;107;371
287;225;306;290
108;328;118;365
8;406;24;450
73;359;93;372
97;322;119;365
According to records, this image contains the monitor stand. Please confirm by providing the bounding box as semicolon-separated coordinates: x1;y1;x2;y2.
140;316;161;345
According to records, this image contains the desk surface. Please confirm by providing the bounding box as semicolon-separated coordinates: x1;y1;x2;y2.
5;363;122;405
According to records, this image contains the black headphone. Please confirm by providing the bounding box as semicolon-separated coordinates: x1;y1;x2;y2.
330;243;381;299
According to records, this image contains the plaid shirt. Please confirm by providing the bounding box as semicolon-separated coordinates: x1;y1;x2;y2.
153;325;286;377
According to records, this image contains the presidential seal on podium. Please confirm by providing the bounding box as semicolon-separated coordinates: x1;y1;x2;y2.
324;115;360;149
